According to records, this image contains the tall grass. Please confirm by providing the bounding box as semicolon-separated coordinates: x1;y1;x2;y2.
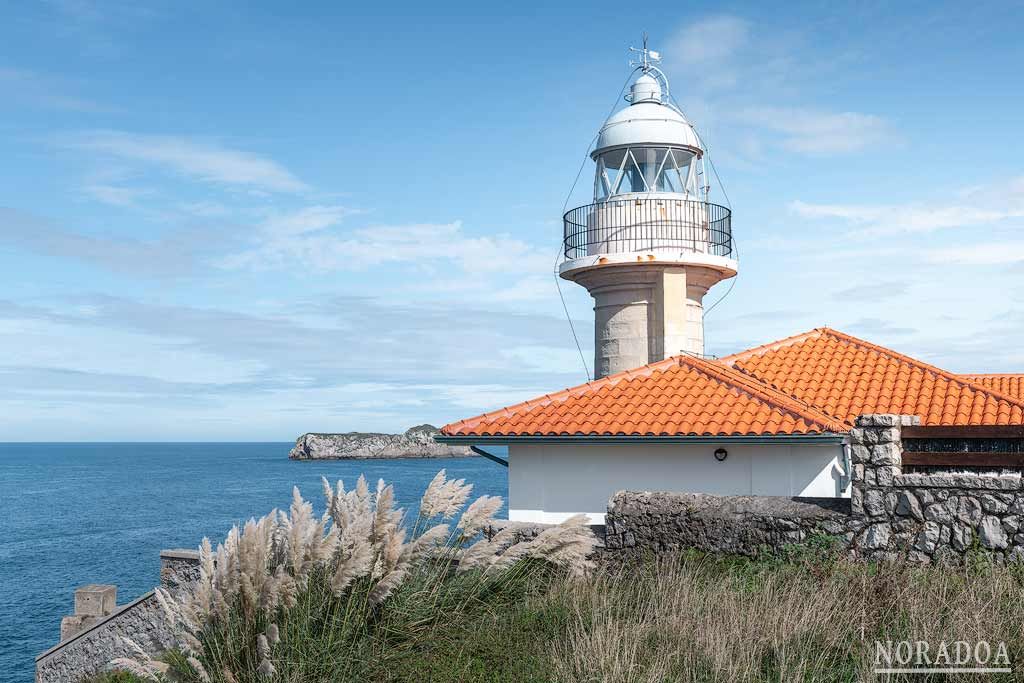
103;477;1024;683
552;547;1024;683
110;470;594;682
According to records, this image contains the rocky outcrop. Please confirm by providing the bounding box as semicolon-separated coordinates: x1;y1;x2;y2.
288;424;473;460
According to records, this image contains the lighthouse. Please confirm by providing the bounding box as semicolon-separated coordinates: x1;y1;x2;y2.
560;41;737;378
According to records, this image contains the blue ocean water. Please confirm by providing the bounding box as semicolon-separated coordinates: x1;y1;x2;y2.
0;443;507;683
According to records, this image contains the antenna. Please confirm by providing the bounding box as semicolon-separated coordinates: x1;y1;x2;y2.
629;32;661;73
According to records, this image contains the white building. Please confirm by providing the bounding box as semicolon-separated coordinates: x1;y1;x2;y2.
437;41;1024;524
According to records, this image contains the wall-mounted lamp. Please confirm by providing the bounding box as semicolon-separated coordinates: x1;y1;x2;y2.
714;448;728;462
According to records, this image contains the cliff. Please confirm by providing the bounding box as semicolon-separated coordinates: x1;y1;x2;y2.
288;424;473;460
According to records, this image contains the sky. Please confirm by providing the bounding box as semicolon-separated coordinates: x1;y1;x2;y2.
1;1;1023;440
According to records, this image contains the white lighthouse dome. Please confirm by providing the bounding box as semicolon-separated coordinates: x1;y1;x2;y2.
593;101;702;158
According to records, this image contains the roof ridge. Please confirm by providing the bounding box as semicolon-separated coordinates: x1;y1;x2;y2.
679;355;849;431
720;328;826;366
816;327;1024;410
960;372;1024;378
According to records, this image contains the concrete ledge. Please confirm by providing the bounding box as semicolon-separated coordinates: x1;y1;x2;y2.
894;473;1023;491
611;491;851;519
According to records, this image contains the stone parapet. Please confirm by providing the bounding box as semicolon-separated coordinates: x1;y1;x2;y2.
159;548;201;590
604;491;856;557
36;550;199;683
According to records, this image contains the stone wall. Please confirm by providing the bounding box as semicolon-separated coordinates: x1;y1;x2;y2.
850;414;1024;563
35;550;199;683
606;415;1024;564
604;491;854;557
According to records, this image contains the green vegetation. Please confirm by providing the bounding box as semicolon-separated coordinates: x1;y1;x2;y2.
96;476;1024;683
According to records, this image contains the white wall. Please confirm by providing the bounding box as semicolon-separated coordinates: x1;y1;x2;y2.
508;441;846;524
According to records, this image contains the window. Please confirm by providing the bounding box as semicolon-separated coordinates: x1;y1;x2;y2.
594;147;697;199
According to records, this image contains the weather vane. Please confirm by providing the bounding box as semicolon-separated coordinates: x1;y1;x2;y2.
629;32;661;73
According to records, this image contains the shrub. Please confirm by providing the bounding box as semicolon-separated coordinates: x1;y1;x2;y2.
109;470;594;681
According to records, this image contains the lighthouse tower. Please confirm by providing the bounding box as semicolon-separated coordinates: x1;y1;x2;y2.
560;41;737;379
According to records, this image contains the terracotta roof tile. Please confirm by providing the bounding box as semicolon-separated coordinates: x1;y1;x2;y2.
722;328;1024;426
959;374;1024;401
441;353;848;438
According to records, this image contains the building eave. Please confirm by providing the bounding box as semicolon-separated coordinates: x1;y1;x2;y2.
435;433;847;446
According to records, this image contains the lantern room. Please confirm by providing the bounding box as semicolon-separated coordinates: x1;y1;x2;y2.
559;39;739;377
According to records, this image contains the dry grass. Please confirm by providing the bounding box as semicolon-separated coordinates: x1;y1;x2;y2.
551;548;1024;683
98;541;1024;683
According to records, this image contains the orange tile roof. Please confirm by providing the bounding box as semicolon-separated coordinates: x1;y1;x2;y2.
959;374;1024;402
441;353;848;438
722;328;1024;426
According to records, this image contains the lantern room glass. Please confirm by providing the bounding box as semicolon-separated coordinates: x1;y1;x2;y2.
595;146;695;200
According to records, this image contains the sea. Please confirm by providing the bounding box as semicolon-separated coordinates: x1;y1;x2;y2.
0;443;508;683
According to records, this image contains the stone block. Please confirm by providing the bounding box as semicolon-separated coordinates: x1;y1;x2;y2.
74;584;117;618
1010;495;1024;515
875;427;901;444
863;523;891;550
979;516;1009;550
851;487;864;516
60;614;99;641
850;445;871;465
900;415;922;426
864;490;887;518
892;518;918;533
924;501;953;525
895;491;923;520
875;466;897;488
955;497;983;526
1003;515;1019;536
980;493;1010;514
886;491;899;515
871;443;902;466
951;523;973;552
913;521;940;554
856;414;900;427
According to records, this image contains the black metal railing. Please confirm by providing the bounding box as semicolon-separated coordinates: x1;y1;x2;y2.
562;198;733;261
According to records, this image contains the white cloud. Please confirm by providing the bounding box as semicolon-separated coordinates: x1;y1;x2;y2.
737;107;891;154
924;242;1024;266
261;205;362;237
0;207;206;276
660;16;891;161
82;183;152;207
665;16;750;89
790;199;1024;235
0;66;108;112
223;214;550;277
64;131;308;193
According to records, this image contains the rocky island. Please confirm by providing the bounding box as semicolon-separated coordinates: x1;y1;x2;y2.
288;424;473;460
